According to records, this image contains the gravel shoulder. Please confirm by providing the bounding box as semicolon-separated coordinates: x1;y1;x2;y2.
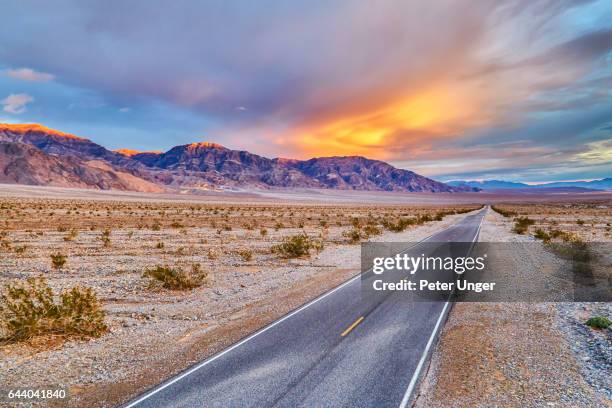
415;208;611;408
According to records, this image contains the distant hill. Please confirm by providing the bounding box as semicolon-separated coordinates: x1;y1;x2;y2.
448;178;611;191
0;123;477;193
447;180;529;189
0;141;163;192
539;178;612;190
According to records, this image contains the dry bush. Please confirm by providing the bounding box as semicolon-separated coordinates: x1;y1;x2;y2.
363;224;382;237
101;229;111;247
207;248;220;260
143;264;208;290
491;206;517;218
50;253;67;270
236;249;253;261
343;228;363;244
513;216;535;234
271;233;322;258
0;277;107;343
382;217;414;232
63;229;78;242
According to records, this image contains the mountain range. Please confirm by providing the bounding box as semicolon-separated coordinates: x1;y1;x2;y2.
447;179;611;191
0;123;477;193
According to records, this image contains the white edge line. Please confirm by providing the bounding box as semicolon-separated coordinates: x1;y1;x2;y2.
125;207;485;408
398;299;450;408
398;206;486;408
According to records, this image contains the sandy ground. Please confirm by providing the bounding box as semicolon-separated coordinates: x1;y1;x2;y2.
0;196;477;408
1;183;610;205
415;208;612;408
1;189;610;408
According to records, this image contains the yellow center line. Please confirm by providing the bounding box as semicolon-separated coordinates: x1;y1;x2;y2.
341;316;365;337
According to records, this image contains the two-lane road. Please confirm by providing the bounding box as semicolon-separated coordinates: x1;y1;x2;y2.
124;207;487;408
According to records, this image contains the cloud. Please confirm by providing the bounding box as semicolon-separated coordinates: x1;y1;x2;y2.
5;67;54;82
0;0;610;181
574;139;612;164
1;93;34;114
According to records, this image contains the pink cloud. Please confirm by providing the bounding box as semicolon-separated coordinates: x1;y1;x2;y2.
5;67;54;82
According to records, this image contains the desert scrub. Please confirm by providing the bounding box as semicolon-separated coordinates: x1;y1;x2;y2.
50;253;67;270
585;316;611;329
236;249;253;261
143;264;208;290
491;206;517;218
63;229;78;241
512;216;535;234
382;217;414;232
271;233;322;258
101;228;111;247
0;277;107;343
343;228;363;244
363;224;382;237
534;229;551;242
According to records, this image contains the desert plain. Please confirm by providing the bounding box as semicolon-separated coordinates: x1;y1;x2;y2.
0;184;610;407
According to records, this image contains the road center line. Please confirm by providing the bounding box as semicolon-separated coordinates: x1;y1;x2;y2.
340;316;364;337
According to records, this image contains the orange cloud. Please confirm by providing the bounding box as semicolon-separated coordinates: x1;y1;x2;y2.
292;81;498;160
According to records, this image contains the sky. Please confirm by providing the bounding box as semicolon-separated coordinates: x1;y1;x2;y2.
0;0;611;183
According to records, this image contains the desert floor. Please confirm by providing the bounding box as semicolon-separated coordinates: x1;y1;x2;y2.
0;186;610;407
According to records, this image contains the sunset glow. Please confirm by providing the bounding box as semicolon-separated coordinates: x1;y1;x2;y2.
0;0;610;182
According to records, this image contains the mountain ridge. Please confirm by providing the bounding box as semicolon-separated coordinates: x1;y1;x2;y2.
448;178;611;191
0;123;477;193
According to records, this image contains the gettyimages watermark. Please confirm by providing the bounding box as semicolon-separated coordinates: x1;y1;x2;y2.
361;242;611;302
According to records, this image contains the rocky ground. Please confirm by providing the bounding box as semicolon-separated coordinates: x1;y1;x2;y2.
416;207;611;408
0;197;477;407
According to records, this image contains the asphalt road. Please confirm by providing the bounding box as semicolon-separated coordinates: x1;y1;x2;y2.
124;207;487;408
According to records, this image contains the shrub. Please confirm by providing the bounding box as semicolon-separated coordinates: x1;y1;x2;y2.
207;248;219;260
576;219;585;226
260;227;268;237
63;229;78;242
513;217;534;234
382;217;414;232
143;264;208;290
156;241;165;249
0;277;107;343
417;214;432;224
585;316;611;329
363;224;382;237
50;253;67;270
271;233;321;258
237;249;253;262
343;228;363;244
101;229;111;247
491;206;517;218
534;229;551;242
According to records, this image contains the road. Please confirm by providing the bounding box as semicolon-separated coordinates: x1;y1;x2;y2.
124;207;487;408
